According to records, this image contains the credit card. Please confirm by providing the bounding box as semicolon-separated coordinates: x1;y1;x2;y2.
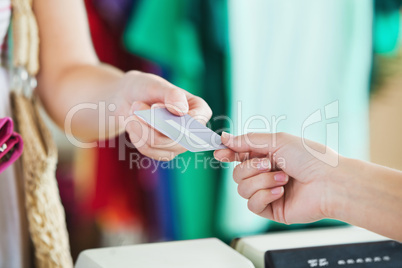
134;108;227;152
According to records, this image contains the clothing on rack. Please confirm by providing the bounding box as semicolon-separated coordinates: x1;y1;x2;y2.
124;0;229;240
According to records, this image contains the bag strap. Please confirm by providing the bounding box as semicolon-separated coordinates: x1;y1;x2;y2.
11;0;39;99
10;0;74;267
11;0;39;75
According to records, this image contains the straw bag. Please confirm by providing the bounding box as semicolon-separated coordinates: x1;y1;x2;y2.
9;0;73;267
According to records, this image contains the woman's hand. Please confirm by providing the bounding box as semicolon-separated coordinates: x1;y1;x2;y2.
114;71;212;161
214;132;340;224
215;132;402;241
34;0;212;161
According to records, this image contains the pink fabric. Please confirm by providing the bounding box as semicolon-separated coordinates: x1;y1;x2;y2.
0;117;23;173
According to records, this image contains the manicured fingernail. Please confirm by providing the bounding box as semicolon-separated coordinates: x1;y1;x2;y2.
274;172;288;182
271;187;283;195
221;131;228;139
173;102;188;113
221;131;233;140
257;158;271;170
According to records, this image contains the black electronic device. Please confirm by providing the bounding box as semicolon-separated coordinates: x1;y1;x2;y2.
265;240;402;268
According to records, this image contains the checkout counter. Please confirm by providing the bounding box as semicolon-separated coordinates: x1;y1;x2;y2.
76;226;402;267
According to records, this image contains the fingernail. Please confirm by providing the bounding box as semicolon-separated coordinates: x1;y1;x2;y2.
221;131;233;140
274;172;288;182
257;158;271;170
271;187;283;195
130;101;142;114
221;131;228;139
173;102;188;113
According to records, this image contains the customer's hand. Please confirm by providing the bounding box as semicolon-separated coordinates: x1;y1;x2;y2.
214;132;340;224
114;71;212;161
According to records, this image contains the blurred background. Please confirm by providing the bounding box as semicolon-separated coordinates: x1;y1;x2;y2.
46;0;402;261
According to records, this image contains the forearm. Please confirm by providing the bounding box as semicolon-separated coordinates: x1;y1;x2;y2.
328;157;402;241
30;0;210;160
37;63;126;141
33;0;130;141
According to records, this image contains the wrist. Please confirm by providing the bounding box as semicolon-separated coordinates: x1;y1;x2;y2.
324;156;363;221
99;74;134;138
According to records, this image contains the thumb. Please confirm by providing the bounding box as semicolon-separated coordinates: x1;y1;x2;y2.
164;88;189;116
221;132;280;155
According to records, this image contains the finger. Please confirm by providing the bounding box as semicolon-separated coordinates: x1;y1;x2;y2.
214;149;247;162
128;130;180;161
247;187;284;215
129;101;187;153
260;194;286;223
155;95;211;127
187;95;212;125
128;123;187;154
237;171;288;199
214;149;266;162
130;100;151;114
151;102;165;109
233;158;271;183
220;132;290;155
135;143;178;161
164;87;189;116
132;72;209;119
127;101;152;148
135;73;188;115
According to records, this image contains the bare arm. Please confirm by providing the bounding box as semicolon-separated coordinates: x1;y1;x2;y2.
214;132;402;241
33;0;211;160
34;0;116;138
330;158;402;241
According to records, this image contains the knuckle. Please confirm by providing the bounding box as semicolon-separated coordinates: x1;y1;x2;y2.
260;190;274;205
126;70;143;77
250;158;260;169
239;152;250;162
196;96;213;118
247;199;258;214
233;165;241;182
166;86;184;100
204;104;213;119
252;190;270;211
237;184;247;199
170;87;182;94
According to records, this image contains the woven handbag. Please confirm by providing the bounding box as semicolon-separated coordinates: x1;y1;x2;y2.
9;0;73;267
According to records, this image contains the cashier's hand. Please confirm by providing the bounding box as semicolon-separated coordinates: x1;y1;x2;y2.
116;71;212;161
214;132;338;224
